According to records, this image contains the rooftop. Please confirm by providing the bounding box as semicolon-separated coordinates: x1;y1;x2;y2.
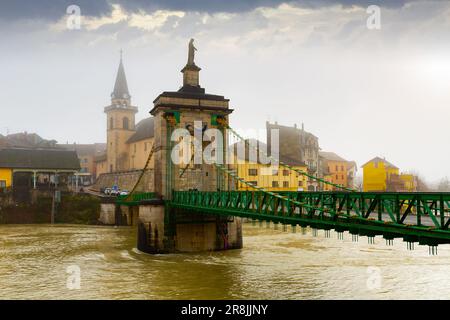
319;151;348;162
0;148;80;170
111;54;130;100
58;143;106;156
126;117;155;144
361;156;399;169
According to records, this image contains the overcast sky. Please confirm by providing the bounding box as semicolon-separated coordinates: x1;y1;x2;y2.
0;0;449;183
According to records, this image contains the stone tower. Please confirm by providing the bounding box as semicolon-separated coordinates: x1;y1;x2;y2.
137;40;242;253
150;41;232;199
104;52;138;173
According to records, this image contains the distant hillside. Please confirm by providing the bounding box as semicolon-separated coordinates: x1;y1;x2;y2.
0;132;58;149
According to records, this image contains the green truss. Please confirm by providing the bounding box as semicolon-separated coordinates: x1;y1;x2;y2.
169;191;450;246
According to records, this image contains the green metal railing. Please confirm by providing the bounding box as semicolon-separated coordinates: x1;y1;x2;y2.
116;192;157;206
170;190;450;247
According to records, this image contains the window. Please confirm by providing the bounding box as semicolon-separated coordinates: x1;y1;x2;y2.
0;180;6;188
272;181;279;188
341;165;344;171
342;175;344;180
283;181;289;188
134;144;137;153
249;181;257;187
272;169;278;176
109;117;114;129
123;117;129;130
335;165;338;171
144;142;147;151
298;181;303;187
248;168;258;176
336;174;338;180
282;170;289;176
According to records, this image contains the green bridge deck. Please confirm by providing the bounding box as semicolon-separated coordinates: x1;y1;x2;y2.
116;192;156;206
169;191;450;247
116;191;450;247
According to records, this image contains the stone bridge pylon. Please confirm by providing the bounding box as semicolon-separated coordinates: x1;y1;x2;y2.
136;40;243;253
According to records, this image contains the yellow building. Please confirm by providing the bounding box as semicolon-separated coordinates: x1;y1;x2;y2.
232;140;308;191
400;174;417;192
322;173;334;191
0;148;80;192
362;157;416;192
0;168;12;189
362;157;399;191
319;151;351;190
126;118;155;171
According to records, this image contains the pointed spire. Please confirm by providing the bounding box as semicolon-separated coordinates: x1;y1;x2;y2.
111;50;130;101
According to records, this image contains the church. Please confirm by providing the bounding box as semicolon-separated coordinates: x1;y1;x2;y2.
95;54;155;177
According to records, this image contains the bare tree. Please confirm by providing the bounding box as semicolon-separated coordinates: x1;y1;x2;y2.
437;177;450;192
409;171;430;192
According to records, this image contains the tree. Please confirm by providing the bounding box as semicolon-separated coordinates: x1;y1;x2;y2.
437;177;450;192
409;171;430;192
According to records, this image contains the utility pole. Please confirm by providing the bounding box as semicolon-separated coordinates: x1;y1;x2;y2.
51;174;61;224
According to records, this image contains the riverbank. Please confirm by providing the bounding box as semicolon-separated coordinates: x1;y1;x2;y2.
0;193;101;224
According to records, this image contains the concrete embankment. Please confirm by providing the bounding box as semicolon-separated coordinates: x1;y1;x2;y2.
0;192;102;224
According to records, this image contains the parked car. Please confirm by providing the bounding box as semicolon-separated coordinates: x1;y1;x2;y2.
119;190;129;196
110;188;121;196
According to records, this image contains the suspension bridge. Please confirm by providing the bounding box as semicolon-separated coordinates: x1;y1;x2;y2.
115;119;450;255
105;40;449;255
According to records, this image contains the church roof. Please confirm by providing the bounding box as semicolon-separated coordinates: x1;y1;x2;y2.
126;117;154;144
111;56;130;100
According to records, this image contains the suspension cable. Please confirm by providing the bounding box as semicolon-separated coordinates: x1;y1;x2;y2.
214;163;335;214
125;145;156;201
217;119;356;192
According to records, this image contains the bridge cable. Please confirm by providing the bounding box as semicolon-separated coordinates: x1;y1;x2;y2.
124;145;156;202
214;162;338;215
217;119;356;192
175;131;336;215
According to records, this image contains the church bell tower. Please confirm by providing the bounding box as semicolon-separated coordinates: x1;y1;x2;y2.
104;51;138;172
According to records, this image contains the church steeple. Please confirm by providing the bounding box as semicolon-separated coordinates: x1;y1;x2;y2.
111;50;130;102
104;50;138;173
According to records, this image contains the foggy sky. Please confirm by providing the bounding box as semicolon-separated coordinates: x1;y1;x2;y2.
0;0;449;184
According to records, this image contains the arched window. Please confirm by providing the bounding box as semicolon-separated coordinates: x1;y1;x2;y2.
123;117;129;130
109;117;114;130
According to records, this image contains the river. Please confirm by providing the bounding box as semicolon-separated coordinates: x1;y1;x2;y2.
0;223;449;299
